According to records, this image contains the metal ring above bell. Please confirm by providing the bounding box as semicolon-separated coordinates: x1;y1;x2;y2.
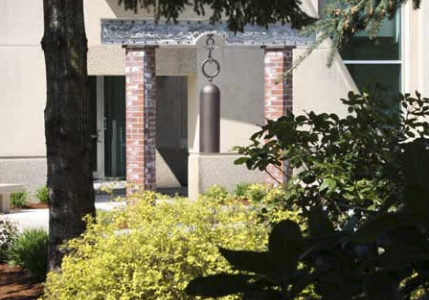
206;35;215;48
201;58;220;81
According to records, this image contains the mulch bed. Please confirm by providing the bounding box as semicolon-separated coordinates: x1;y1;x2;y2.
10;203;48;212
22;203;48;210
0;265;43;300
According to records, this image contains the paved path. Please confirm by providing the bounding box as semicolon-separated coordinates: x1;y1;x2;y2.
1;195;125;232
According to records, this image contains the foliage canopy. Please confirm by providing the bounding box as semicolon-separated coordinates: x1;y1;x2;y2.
235;92;429;225
187;134;429;300
119;0;420;62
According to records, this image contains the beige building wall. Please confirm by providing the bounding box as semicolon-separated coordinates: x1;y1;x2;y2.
294;47;358;117
0;0;46;199
0;0;45;156
1;0;428;198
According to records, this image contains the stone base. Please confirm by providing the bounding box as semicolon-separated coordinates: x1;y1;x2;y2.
188;152;265;200
0;184;24;213
0;158;47;203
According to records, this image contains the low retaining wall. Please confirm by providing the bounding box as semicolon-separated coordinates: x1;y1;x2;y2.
188;152;265;200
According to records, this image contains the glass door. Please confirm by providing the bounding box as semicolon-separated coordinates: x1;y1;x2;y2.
104;76;126;179
89;76;126;180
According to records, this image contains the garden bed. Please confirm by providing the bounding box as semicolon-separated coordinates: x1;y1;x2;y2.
0;264;43;299
11;203;48;211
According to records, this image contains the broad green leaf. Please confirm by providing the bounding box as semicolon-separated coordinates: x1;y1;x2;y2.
301;233;347;259
234;157;249;165
319;178;337;192
352;213;421;244
403;141;429;194
364;272;400;300
243;288;282;300
219;248;276;277
376;228;429;269
403;185;429;219
307;206;335;238
185;273;252;297
268;220;304;280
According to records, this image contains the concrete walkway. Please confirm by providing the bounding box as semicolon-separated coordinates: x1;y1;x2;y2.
0;195;125;232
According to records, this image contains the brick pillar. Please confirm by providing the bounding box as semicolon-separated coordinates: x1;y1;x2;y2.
125;47;156;192
264;47;293;186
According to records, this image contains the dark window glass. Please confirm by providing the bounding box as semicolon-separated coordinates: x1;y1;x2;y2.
345;64;401;95
89;76;97;173
341;14;401;60
104;76;126;179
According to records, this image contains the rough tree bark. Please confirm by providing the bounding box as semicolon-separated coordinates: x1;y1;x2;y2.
41;0;95;270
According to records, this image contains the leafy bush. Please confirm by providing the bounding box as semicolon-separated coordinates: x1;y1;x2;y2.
8;228;48;281
234;183;267;203
236;92;429;224
202;184;229;202
243;184;267;203
234;183;251;197
43;191;291;300
10;191;27;208
187;140;429;299
35;186;49;204
0;220;17;263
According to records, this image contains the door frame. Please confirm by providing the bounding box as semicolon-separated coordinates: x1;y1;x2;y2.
93;76;105;179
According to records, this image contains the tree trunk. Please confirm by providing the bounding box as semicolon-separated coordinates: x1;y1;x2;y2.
41;0;95;270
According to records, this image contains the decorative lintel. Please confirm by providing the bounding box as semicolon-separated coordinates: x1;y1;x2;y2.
101;19;314;47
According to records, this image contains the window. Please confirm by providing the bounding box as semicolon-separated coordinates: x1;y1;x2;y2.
340;11;403;96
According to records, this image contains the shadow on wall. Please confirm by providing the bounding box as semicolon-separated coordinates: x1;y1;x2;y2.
196;35;266;126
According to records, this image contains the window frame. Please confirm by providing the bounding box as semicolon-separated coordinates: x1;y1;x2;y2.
342;7;405;93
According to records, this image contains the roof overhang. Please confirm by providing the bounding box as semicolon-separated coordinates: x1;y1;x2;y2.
101;19;314;47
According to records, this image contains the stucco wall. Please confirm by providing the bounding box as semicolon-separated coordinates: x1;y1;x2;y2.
0;0;46;200
294;46;358;117
0;0;45;157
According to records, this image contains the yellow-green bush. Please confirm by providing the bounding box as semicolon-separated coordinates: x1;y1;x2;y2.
44;191;274;300
240;184;267;203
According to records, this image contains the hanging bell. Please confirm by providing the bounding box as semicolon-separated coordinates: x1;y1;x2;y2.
200;83;220;153
199;34;221;153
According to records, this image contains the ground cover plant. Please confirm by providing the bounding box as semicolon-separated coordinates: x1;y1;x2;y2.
35;186;49;204
10;191;28;209
7;228;49;281
186;92;429;299
43;191;302;300
0;220;17;263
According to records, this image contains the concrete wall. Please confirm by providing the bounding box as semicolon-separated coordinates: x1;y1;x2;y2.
294;47;358;117
188;153;265;200
0;0;45;156
0;0;46;200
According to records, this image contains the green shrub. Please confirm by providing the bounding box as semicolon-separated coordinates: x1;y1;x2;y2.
0;220;18;263
236;92;429;225
234;183;251;197
202;184;229;202
43;191;292;300
243;184;267;203
187;142;429;299
8;228;48;281
10;191;27;208
35;186;49;204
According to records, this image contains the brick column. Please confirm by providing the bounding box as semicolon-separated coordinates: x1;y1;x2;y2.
125;47;156;192
264;47;293;186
